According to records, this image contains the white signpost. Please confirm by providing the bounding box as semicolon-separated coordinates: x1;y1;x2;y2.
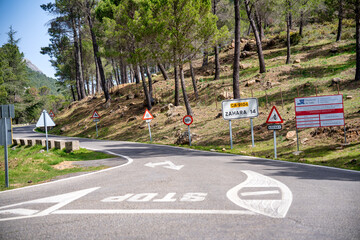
294;94;346;148
36;110;56;152
183;115;193;146
142;109;154;142
222;98;259;149
266;106;283;159
91;110;101;137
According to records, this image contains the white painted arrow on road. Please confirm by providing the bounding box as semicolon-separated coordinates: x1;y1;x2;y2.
145;161;184;170
0;187;99;221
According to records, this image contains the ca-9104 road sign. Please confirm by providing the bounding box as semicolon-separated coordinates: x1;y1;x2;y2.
222;98;259;120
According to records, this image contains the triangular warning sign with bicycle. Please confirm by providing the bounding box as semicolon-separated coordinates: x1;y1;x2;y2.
142;109;154;120
266;106;283;124
91;110;101;119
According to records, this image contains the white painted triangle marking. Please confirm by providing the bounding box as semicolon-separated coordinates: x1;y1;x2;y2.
0;187;100;221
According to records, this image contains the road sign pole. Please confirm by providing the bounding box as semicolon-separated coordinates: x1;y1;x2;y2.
344;126;347;144
147;122;152;142
188;125;191;146
44;111;49;152
296;127;300;152
96;122;98;137
229;120;233;149
273;130;277;159
250;118;255;147
4;118;9;188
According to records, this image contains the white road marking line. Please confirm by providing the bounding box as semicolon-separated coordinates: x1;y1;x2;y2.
0;150;133;194
240;190;280;197
0;208;39;216
227;170;293;218
52;209;257;215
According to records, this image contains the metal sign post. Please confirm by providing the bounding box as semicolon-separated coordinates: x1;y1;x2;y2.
143;109;154;142
229;120;233;149
188;125;191;146
4;118;9;187
222;98;259;149
183;115;193;146
1;104;15;188
266;106;283;160
91;111;101;138
96;121;98;137
273;130;277;159
36;110;56;153
147;120;152;142
250;118;255;147
44;111;49;152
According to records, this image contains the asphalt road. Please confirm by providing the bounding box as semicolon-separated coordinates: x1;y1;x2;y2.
0;125;359;240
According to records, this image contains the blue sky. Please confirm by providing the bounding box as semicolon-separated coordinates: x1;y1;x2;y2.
0;0;56;78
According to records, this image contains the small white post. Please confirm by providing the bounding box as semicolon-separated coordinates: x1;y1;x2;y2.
250;118;255;147
229;120;233;149
44;110;48;152
273;130;277;159
147;121;152;142
188;125;191;146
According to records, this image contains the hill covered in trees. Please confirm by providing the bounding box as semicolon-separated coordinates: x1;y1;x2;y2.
0;27;68;123
26;63;59;95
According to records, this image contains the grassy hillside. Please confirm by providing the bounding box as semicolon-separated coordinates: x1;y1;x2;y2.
49;23;360;171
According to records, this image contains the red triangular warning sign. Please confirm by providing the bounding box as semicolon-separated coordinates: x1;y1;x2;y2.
91;110;101;119
142;109;154;120
49;110;55;118
266;106;283;124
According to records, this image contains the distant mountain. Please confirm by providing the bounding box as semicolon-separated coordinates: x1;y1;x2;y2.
24;58;42;73
24;59;59;95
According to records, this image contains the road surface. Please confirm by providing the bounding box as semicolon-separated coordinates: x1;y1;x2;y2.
0;125;359;239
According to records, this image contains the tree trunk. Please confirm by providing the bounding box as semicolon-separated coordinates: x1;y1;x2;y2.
112;59;120;85
130;65;134;83
299;10;304;37
86;0;111;102
246;24;251;36
254;9;263;41
213;0;220;81
286;11;291;64
71;16;85;100
134;65;140;84
233;0;241;99
78;20;86;97
120;59;127;84
174;65;180;106
158;63;168;80
71;85;76;101
146;66;153;99
95;56;101;93
190;61;199;99
91;75;95;95
244;0;266;73
140;66;152;110
179;64;193;116
336;0;343;42
356;0;360;81
202;49;209;67
288;0;293;29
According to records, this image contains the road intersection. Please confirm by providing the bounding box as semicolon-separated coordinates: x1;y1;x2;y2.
0;125;359;239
